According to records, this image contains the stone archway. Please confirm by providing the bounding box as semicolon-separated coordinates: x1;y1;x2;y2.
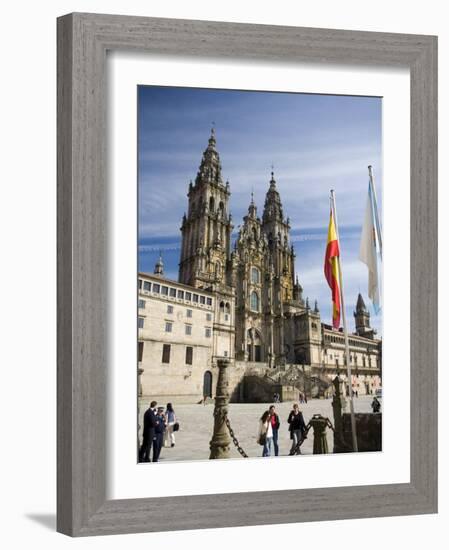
247;329;263;362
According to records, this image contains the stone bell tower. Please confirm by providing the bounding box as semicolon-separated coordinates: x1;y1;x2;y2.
261;171;295;303
260;171;296;365
179;128;233;289
354;293;374;338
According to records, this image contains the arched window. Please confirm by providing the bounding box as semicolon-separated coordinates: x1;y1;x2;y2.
225;302;231;314
250;291;259;312
251;267;260;284
252;227;257;241
209;196;215;212
219;301;225;312
219;201;224;216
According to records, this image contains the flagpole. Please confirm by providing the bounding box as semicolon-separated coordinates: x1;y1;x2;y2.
330;190;358;453
368;165;383;260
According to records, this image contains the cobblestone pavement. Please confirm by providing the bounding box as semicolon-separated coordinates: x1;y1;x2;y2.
138;396;377;462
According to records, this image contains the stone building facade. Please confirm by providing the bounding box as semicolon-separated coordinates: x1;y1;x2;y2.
138;129;382;402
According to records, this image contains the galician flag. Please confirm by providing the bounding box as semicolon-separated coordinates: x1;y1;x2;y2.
324;208;341;329
359;176;381;313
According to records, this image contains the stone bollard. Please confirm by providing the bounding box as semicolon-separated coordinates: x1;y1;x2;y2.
309;414;329;454
209;359;232;459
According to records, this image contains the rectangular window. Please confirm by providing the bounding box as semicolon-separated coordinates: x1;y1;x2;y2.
205;327;211;338
206;313;212;321
138;317;145;329
153;283;160;293
169;287;176;297
185;346;193;365
165;322;173;333
206;297;212;306
138;341;144;362
167;305;173;314
143;281;151;291
185;292;192;301
138;279;142;289
177;290;184;299
185;324;192;335
224;350;228;357
162;344;171;364
193;294;199;303
138;299;146;309
161;286;169;296
186;309;193;318
200;295;206;304
225;314;229;321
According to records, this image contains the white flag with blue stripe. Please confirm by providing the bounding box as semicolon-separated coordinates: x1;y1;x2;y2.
359;170;382;313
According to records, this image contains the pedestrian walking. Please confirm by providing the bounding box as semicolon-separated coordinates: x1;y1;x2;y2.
371;396;381;413
164;402;177;448
152;407;166;462
257;410;274;457
268;405;281;456
138;400;157;462
287;403;307;455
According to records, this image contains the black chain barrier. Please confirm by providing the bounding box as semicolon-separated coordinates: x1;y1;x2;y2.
224;414;249;458
222;413;335;459
289;421;311;455
289;416;335;455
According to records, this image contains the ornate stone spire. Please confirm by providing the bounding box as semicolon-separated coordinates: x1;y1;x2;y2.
247;190;257;218
293;275;303;302
194;126;224;187
154;251;164;276
356;293;367;312
262;170;284;223
314;299;319;313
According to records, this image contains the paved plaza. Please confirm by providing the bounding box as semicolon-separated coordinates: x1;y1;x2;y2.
138;395;377;462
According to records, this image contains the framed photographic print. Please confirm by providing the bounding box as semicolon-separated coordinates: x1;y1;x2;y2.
57;13;437;536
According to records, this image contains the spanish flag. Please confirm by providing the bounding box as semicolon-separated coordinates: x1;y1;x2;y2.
324;209;341;329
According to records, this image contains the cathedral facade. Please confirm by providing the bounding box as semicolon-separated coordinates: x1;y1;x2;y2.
138;129;382;402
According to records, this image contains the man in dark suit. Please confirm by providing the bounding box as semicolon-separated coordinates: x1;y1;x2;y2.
139;400;157;462
152;407;166;462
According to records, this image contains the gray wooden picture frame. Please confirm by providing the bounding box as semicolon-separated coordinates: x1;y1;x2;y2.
57;12;438;537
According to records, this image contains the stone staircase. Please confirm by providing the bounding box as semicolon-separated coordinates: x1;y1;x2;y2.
241;363;332;402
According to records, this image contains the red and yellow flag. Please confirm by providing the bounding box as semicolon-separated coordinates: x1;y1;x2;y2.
324;209;341;329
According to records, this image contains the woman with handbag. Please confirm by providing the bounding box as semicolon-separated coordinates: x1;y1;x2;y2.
257;410;273;457
164;403;177;448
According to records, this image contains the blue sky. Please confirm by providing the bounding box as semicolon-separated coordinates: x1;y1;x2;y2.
138;86;382;334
